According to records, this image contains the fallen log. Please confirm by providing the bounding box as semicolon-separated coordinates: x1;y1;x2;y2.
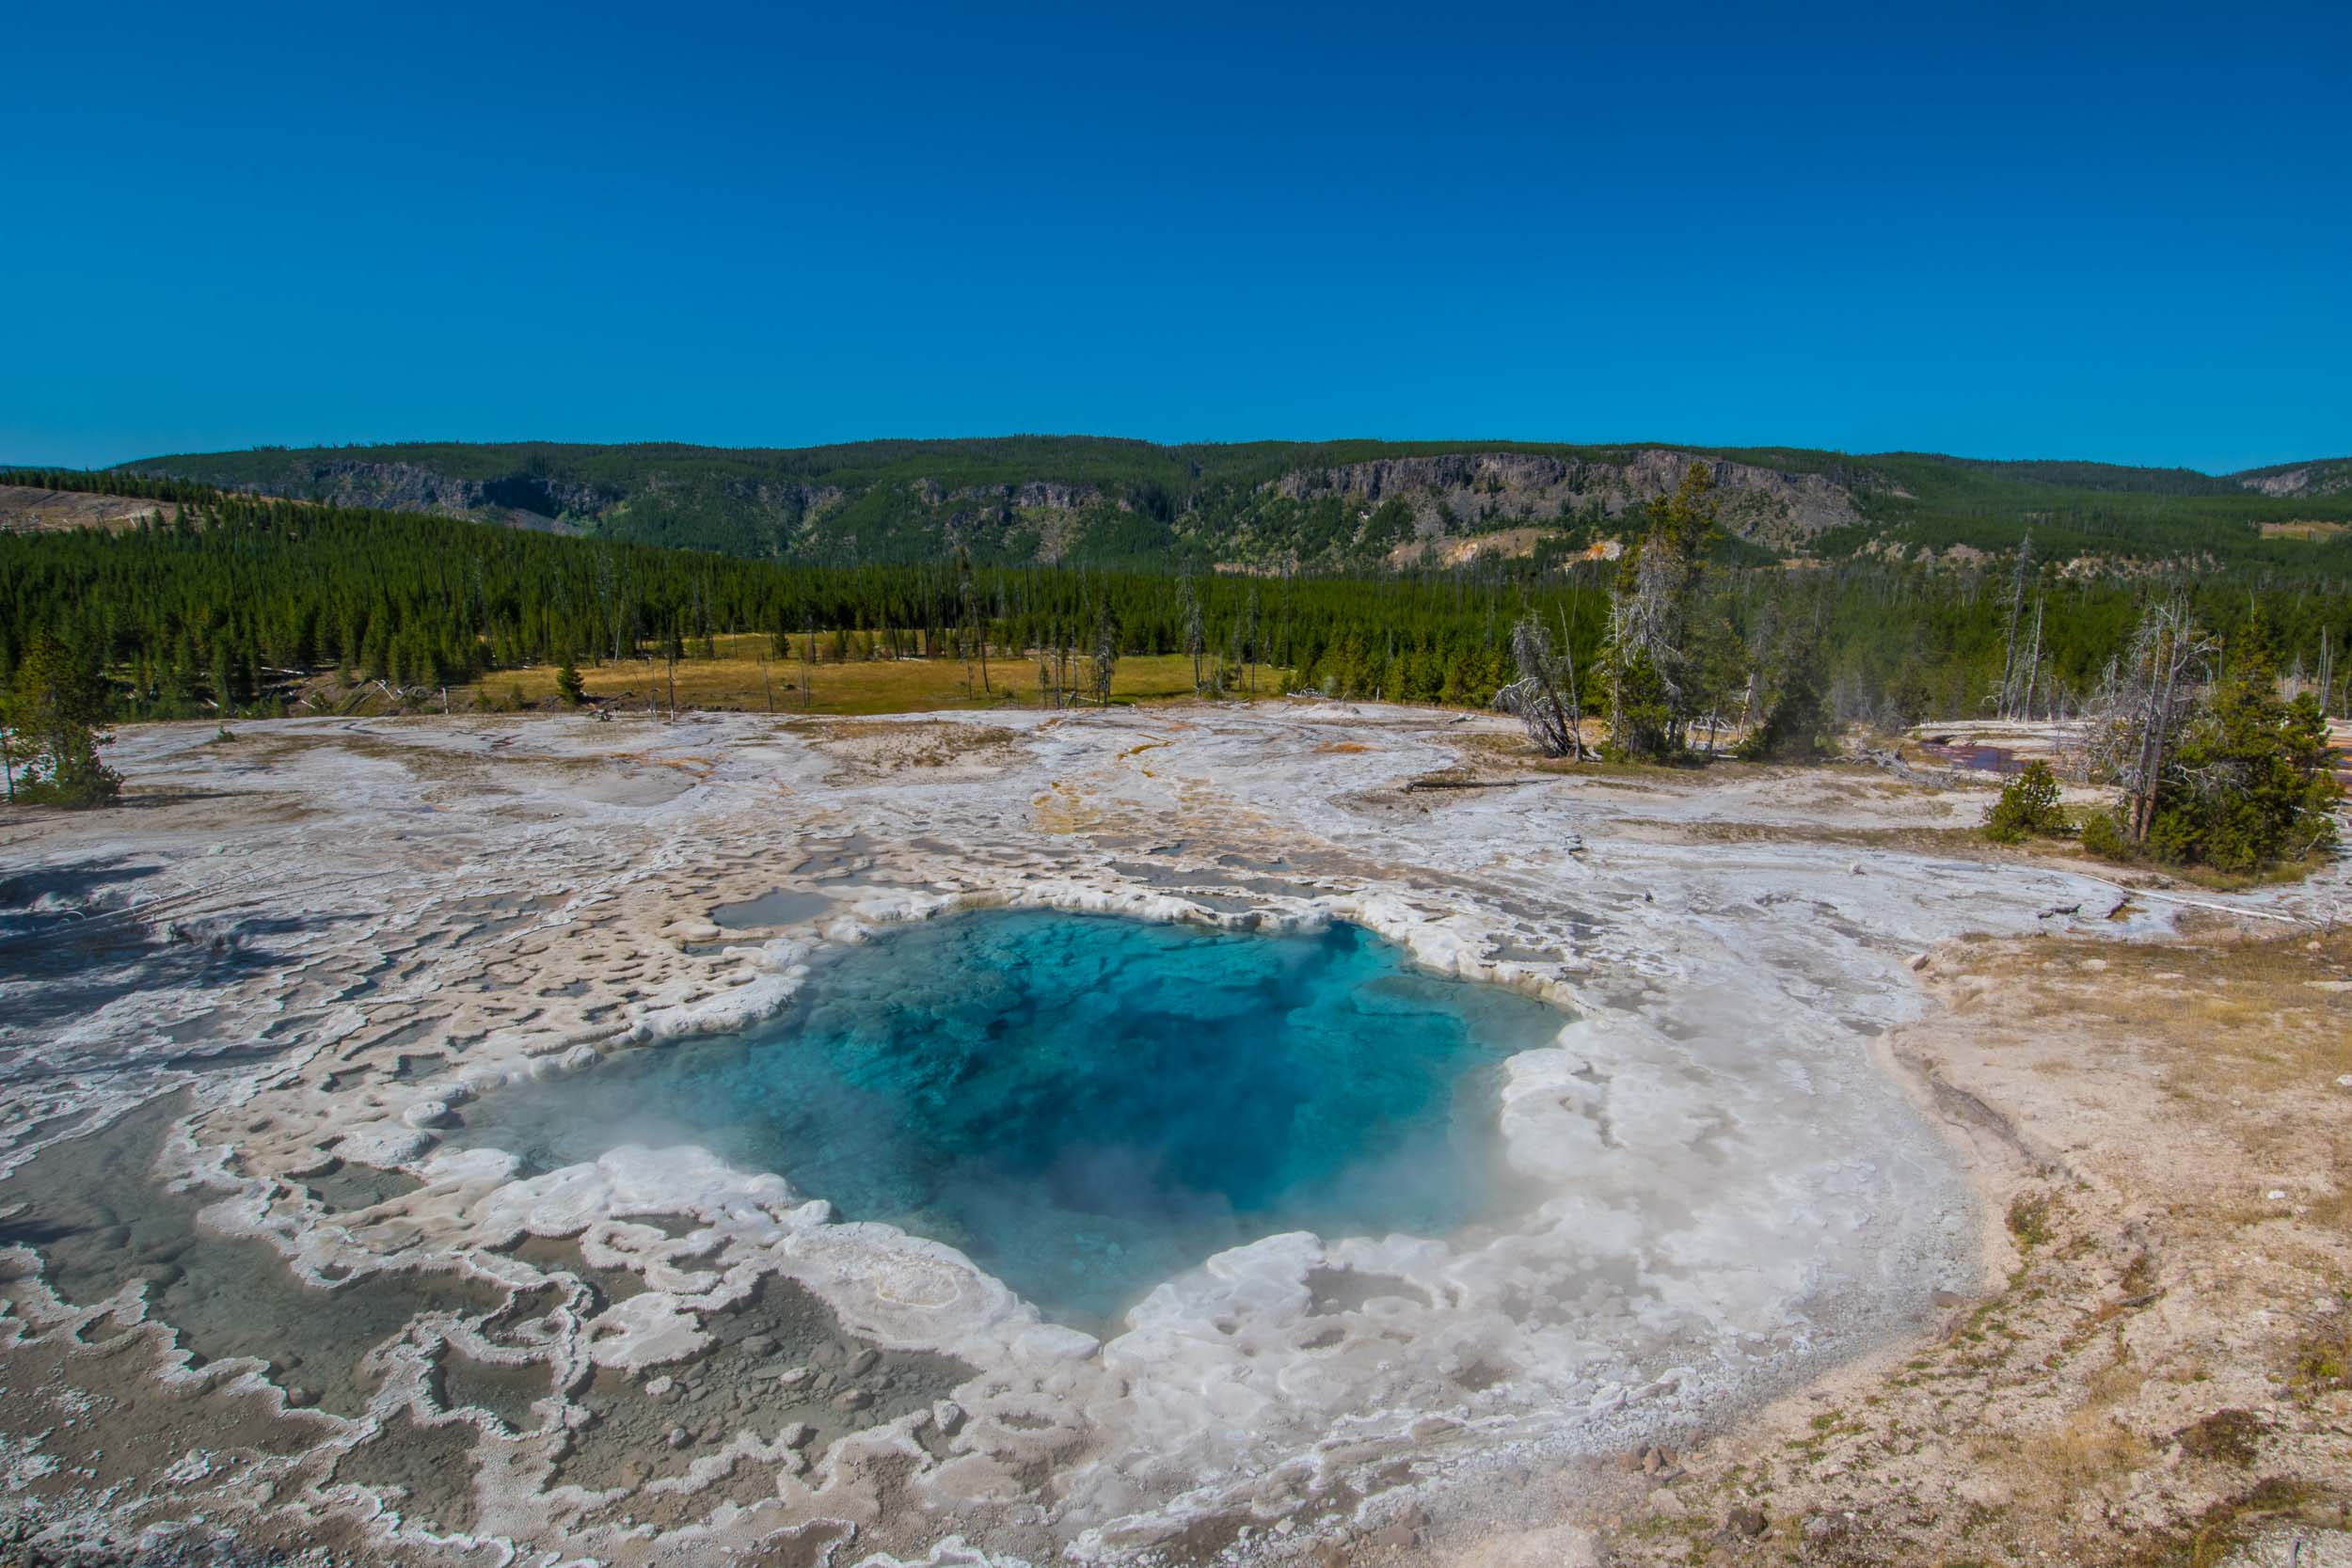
1404;776;1539;792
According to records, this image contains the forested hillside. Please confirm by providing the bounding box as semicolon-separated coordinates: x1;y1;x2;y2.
108;438;2352;573
5;468;2346;735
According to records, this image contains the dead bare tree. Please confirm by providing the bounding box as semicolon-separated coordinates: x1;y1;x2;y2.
2075;599;2217;843
2318;625;2335;721
1624;544;1689;724
1553;605;1589;755
1090;601;1119;706
2018;597;2045;721
1179;573;1205;694
1994;531;2035;718
1492;615;1587;759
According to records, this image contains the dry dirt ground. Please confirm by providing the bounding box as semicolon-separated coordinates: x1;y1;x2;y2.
0;707;2344;1568
0;485;181;534
1483;923;2352;1568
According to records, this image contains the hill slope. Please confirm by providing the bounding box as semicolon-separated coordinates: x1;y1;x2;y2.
2233;457;2352;499
111;438;2352;571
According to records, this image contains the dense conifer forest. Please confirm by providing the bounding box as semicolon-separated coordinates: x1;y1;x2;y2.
4;467;2348;729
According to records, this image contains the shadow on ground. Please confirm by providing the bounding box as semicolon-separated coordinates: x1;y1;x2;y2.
0;859;334;1075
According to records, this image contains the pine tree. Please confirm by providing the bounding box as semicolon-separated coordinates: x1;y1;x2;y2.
1598;463;1716;760
2144;650;2343;870
3;632;122;807
1739;630;1834;763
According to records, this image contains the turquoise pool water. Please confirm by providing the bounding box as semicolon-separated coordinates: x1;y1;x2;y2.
457;911;1566;1323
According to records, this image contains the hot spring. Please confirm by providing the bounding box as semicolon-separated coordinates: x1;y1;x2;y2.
456;910;1568;1323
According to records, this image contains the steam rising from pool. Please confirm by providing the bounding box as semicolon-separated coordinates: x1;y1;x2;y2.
456;911;1568;1322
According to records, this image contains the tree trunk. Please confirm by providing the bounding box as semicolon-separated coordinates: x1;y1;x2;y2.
2021;600;2044;722
1562;640;1588;760
2131;635;2180;844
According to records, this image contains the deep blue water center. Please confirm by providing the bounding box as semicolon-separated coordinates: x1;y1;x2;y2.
461;911;1566;1323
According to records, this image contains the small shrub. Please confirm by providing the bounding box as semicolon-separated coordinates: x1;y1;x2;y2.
2078;810;2133;862
1984;760;2066;843
2291;1306;2351;1400
10;728;122;805
2006;1191;2055;1250
2175;1408;2264;1466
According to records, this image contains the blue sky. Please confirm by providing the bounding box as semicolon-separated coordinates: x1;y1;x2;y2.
6;1;2346;471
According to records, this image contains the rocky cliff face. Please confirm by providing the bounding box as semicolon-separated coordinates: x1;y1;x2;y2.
911;479;1109;512
1273;449;1863;549
2236;462;2352;499
216;460;609;528
126;442;1881;563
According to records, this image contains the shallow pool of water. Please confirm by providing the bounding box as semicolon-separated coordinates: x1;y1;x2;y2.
457;911;1567;1323
709;889;834;929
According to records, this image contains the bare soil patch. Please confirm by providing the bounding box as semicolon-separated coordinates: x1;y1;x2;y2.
0;484;181;534
1557;925;2352;1567
781;718;1022;779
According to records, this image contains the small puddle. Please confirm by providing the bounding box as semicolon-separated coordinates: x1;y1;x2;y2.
303;1159;425;1212
793;834;880;879
1917;736;2025;774
499;1232;648;1311
1106;861;1316;904
437;1348;556;1432
710;889;834;930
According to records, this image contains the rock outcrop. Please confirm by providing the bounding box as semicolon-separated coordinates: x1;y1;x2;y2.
1273;448;1865;548
2235;460;2352;499
211;460;609;529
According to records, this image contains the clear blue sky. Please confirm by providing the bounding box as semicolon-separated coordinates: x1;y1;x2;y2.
7;1;2345;473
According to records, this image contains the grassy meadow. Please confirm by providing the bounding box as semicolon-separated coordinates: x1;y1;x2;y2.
448;633;1294;718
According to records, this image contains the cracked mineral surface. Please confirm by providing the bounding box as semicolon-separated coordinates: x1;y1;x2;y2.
3;706;2334;1566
